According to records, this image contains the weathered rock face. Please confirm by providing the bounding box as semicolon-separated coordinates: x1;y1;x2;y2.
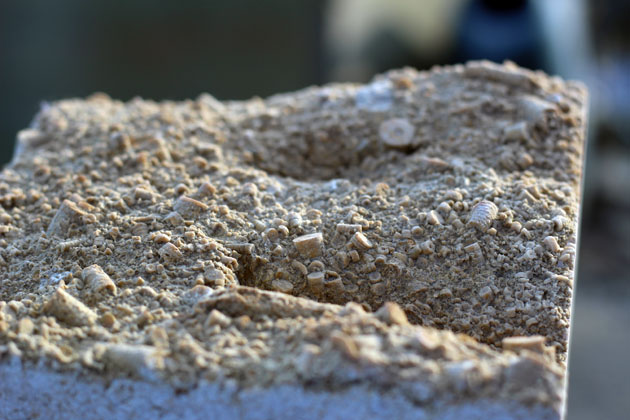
0;61;586;419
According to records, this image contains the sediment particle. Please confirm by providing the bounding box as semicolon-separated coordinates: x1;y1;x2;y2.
351;232;373;250
82;265;117;296
272;279;294;294
293;233;324;258
464;242;484;262
426;210;442;226
468;200;498;232
46;200;87;237
479;286;494;300
379;118;415;148
306;272;325;294
159;242;183;261
330;330;359;360
543;236;561;253
174;196;208;218
336;223;363;234
100;343;164;377
43;288;97;327
503;121;529;142
375;302;409;326
503;335;547;355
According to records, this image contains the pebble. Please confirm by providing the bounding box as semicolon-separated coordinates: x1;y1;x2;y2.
552;215;567;231
516;152;534;169
478;286;494;300
153;233;171;244
100;312;117;328
207;309;231;328
330;330;359;360
101;343;164;377
464;242;483;262
163;211;184;226
503;121;529;142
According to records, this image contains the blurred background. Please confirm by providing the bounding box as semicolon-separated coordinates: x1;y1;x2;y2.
0;0;628;418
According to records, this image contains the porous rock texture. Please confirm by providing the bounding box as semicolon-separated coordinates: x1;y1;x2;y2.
0;61;586;419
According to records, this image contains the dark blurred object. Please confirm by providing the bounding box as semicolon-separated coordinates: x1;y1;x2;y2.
0;0;326;164
455;0;545;70
566;1;630;419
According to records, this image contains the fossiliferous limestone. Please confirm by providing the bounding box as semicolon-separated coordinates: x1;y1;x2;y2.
0;61;586;420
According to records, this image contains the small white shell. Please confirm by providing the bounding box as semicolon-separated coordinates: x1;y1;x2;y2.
379;118;415;148
468;200;498;232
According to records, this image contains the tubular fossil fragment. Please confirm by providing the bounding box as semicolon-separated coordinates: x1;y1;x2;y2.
293;233;324;258
468;200;498;232
379;118;415;148
82;264;117;296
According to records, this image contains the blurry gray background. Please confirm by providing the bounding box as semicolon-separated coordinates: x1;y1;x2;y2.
1;1;628;418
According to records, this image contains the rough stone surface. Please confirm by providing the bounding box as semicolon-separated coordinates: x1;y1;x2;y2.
0;60;587;419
